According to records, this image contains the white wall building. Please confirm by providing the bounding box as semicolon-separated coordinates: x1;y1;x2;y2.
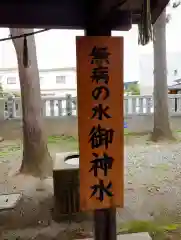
1;16;181;97
0;28;141;97
0;67;77;97
0;28;81;97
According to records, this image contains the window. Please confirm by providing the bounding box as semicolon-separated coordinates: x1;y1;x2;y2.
56;76;66;84
7;77;16;84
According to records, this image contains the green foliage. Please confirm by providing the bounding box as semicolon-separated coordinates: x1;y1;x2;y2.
11;92;21;97
0;83;3;97
48;135;78;150
126;83;140;95
0;144;21;158
119;220;180;240
0;87;21;98
48;135;77;144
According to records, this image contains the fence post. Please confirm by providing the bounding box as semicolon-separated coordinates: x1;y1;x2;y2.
66;94;73;116
7;96;15;119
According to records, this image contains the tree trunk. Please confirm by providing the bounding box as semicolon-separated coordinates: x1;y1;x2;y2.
151;9;174;141
10;28;52;177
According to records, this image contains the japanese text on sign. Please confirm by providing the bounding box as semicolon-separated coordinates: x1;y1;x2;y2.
76;37;124;210
89;46;114;202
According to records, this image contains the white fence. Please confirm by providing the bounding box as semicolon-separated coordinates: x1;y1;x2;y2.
1;94;181;119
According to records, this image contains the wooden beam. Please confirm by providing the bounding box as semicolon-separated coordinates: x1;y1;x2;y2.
0;2;130;30
84;0;131;32
0;2;85;29
99;0;126;20
151;0;169;23
0;0;169;29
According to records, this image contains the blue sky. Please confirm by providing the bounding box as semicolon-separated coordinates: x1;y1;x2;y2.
0;3;180;83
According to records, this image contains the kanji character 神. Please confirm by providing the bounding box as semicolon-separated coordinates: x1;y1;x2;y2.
89;152;114;177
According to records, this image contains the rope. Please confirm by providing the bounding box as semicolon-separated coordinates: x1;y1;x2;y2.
1;28;50;42
138;0;153;45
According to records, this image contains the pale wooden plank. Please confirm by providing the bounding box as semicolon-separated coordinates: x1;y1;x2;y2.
75;233;151;240
0;193;21;211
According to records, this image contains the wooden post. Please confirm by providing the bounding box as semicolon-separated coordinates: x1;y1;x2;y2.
76;2;124;239
85;28;117;240
77;36;124;238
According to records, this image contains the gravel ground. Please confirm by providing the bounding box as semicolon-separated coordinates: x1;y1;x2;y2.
1;135;181;239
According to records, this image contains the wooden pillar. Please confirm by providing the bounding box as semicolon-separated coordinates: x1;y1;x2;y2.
85;17;117;240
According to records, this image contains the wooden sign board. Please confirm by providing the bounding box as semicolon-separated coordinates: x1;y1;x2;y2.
76;36;124;211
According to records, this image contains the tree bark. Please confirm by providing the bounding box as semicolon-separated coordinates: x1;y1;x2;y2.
10;28;52;177
151;9;174;141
